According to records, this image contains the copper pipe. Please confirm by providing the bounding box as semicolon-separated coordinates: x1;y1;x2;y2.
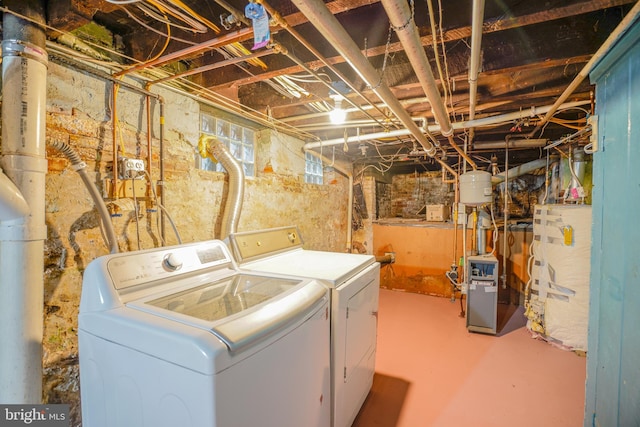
447;135;477;170
149;49;276;86
112;81;119;199
159;100;166;240
437;158;458;178
290;0;438;156
258;0;392;127
146;94;152;196
114;27;255;77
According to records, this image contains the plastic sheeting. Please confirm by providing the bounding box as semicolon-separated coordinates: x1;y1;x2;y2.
526;204;592;351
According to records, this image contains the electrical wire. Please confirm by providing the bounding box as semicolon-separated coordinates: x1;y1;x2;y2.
122;6;197;44
105;0;145;4
437;0;454;114
426;0;451;110
135;3;205;33
144;170;183;244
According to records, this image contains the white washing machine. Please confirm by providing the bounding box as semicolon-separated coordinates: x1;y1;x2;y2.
228;226;380;427
79;239;331;427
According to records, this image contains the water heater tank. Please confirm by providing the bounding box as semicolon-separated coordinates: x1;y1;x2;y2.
459;171;492;205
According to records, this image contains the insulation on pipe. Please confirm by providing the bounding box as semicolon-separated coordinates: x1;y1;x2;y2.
289;0;439;158
380;0;477;170
467;0;485;143
49;140;119;254
199;136;245;240
303;101;590;150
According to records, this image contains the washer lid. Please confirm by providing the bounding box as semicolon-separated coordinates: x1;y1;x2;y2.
131;273;327;352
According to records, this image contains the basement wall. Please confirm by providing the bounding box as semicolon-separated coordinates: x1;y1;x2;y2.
40;62;350;426
365;170;535;303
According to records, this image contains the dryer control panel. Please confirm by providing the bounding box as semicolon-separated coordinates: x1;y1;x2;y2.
229;225;304;262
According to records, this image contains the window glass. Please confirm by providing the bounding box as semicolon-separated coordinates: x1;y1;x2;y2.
304;152;323;185
198;113;255;176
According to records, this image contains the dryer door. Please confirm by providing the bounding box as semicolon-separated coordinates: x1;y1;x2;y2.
332;263;380;427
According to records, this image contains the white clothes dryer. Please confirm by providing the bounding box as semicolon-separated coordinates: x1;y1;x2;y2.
229;226;380;427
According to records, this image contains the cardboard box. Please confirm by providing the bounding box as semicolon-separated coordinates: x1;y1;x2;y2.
426;204;450;222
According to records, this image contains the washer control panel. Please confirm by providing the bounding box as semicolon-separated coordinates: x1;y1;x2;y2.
107;240;231;290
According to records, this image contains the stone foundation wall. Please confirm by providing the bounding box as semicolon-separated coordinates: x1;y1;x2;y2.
39;63;349;426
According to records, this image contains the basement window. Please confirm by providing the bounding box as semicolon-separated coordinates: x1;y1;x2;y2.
305;152;324;184
198;113;255;177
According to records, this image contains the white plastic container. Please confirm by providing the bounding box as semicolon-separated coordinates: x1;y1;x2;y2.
459;171;492;205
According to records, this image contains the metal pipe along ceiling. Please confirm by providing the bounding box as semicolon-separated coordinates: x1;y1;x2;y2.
302;100;590;150
379;0;477;170
257;0;392;128
468;0;485;142
530;1;640;136
289;0;439;158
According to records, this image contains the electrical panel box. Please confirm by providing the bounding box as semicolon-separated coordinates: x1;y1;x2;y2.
466;254;498;335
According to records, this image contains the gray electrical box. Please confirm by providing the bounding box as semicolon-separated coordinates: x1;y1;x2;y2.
466;254;499;334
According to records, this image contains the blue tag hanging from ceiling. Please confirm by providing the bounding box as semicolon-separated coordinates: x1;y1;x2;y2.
245;3;270;50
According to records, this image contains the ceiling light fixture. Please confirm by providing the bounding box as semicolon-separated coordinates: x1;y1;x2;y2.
329;94;346;125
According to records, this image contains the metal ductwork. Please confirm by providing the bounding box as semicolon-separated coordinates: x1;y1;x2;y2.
0;0;48;404
200;136;245;240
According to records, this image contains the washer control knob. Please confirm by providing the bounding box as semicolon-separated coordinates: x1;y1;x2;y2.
163;252;183;271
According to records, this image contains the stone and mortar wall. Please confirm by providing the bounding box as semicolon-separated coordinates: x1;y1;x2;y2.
390;171;454;218
41;63;349;425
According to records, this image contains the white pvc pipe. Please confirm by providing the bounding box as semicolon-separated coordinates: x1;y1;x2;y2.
0;34;48;404
303;100;590;150
491;158;548;184
468;0;485;141
0;170;30;220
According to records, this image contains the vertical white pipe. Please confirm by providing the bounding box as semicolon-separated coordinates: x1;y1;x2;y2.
0;2;48;403
468;0;485;142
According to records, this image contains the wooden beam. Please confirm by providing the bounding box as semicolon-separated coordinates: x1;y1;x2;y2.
205;0;630;91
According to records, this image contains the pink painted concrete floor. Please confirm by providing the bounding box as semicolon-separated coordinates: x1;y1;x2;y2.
353;289;587;427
